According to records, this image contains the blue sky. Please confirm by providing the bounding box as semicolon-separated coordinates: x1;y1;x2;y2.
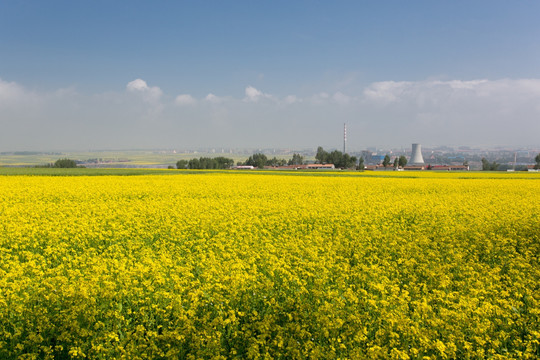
1;1;540;150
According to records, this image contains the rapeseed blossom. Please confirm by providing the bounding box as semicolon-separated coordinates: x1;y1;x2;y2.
0;172;538;359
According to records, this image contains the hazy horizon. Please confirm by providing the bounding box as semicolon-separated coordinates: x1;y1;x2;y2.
1;1;540;152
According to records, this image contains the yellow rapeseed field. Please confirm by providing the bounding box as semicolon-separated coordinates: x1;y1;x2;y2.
0;172;539;359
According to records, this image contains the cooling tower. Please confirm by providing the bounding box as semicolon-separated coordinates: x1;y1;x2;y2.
410;143;425;164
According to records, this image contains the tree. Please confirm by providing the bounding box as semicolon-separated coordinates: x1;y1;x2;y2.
199;157;216;169
357;157;365;170
315;146;327;163
328;150;342;167
398;156;408;168
482;157;499;171
393;158;399;168
288;153;304;166
188;158;200;169
314;146;356;168
339;153;356;169
54;158;78;168
245;153;267;169
535;153;540;169
348;156;357;169
266;157;286;167
176;160;188;169
382;154;391;168
185;156;234;169
213;157;234;169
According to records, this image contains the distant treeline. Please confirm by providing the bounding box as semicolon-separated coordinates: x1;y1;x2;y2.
176;157;234;169
239;153;305;168
35;158;84;168
176;148;365;170
238;148;364;170
177;153;306;169
315;146;358;169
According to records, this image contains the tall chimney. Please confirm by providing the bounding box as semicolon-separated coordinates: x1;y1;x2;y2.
343;123;347;154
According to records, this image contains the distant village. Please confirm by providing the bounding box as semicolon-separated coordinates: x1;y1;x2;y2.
2;144;539;171
231;143;539;172
176;143;540;172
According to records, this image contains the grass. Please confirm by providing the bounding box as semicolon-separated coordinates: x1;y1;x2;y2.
0;167;178;176
1;166;538;179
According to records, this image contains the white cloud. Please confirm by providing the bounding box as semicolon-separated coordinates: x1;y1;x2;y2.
205;93;222;103
245;86;263;101
0;78;29;106
175;94;196;105
332;91;351;104
443;79;488;90
126;78;162;103
309;92;330;104
363;81;413;103
362;79;540;108
243;85;274;102
357;78;540;146
126;78;148;92
294;91;353;105
1;77;539;151
284;95;299;104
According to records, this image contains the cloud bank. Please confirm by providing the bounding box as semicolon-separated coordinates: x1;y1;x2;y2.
126;78;163;104
175;94;196;106
1;78;539;151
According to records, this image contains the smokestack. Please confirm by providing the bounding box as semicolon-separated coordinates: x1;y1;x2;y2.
410;143;425;164
343;123;347;154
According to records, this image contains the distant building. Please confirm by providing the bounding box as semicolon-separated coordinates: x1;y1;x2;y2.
307;164;335;169
265;165;304;170
365;165;395;171
410;144;425;164
263;164;336;170
369;154;386;164
403;165;425;171
430;165;469;171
